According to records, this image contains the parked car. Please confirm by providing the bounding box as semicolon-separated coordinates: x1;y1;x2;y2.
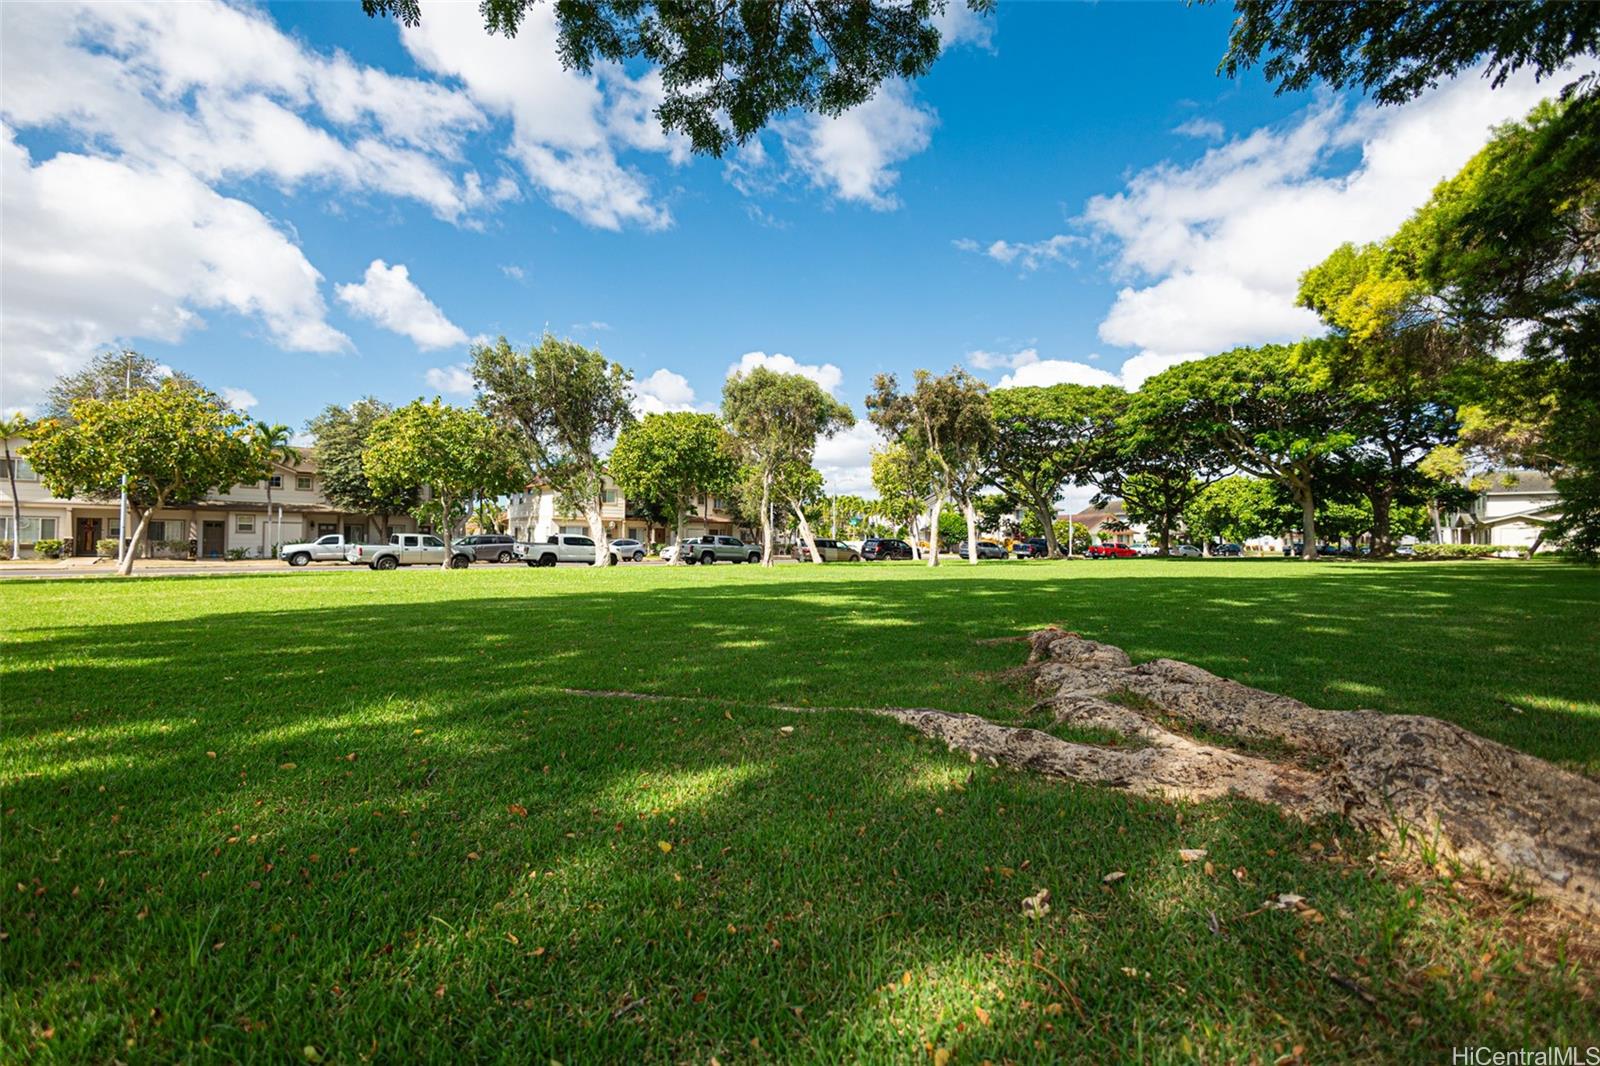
609;538;647;562
455;533;518;562
1282;542;1303;557
861;537;914;560
1012;537;1050;558
346;533;473;570
279;534;353;567
679;535;762;565
1394;544;1416;557
1213;542;1243;557
515;534;620;567
795;537;862;562
1085;543;1138;558
1173;543;1203;558
954;540;1008;560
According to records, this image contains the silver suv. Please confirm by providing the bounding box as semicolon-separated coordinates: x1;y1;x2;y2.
455;533;517;562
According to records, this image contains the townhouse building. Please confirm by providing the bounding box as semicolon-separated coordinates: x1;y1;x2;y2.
1443;470;1561;549
1;436;416;558
505;476;743;547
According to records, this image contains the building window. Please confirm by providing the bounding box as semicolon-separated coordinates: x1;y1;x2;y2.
1;458;37;481
603;488;618;504
296;475;313;491
236;514;255;533
267;475;283;489
147;520;186;542
0;516;56;542
560;525;585;535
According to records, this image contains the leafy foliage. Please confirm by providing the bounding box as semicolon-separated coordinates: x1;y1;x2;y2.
43;349;204;423
307;398;419;539
610;412;737;555
362;0;989;156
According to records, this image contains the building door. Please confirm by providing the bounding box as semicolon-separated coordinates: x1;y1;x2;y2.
75;517;101;555
343;522;365;543
201;520;225;558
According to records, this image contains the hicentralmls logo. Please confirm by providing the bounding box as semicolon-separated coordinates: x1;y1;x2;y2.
1454;1050;1600;1066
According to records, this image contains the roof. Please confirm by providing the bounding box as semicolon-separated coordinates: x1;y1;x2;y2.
1480;470;1555;495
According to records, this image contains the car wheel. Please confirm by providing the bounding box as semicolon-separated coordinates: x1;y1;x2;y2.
849;553;860;562
496;550;513;563
376;556;398;571
701;552;715;565
289;552;310;567
540;554;557;568
633;550;645;562
449;554;470;569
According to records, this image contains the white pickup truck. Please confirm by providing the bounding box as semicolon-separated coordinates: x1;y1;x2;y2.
346;533;474;570
514;533;620;567
279;534;353;567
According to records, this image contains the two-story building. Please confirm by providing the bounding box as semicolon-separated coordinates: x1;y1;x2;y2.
1444;470;1562;549
505;476;743;547
1;436;416;558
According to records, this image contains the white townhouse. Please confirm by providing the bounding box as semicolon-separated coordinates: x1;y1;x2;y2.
1;437;417;558
1444;470;1562;550
505;476;743;547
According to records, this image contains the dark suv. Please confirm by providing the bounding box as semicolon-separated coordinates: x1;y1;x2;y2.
861;538;913;560
455;533;517;562
1013;537;1050;558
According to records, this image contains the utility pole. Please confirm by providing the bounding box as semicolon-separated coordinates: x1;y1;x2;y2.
116;350;130;566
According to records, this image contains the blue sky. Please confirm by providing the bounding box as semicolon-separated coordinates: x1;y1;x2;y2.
1;1;1576;493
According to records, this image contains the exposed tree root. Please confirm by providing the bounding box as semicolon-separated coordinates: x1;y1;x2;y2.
561;630;1600;920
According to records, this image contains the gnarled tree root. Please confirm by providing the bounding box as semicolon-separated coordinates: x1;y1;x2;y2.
904;629;1598;920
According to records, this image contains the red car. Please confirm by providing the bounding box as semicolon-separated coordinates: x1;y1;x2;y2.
1085;543;1138;558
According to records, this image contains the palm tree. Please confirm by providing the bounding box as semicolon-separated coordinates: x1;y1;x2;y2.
0;412;32;560
249;421;299;559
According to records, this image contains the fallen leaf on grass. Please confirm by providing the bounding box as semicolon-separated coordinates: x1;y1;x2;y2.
974;1005;991;1026
278;763;297;771
507;804;528;818
1101;871;1125;885
779;726;795;736
658;841;673;853
1022;888;1051;918
1178;848;1207;863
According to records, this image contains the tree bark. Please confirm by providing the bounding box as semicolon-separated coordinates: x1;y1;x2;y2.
438;490;454;570
926;494;945;568
5;442;20;560
908;512;922;560
585;503;611;566
1368;490;1394;556
759;472;775;567
964;498;980;564
792;501;823;564
672;506;687;565
1297;485;1318;559
118;504;156;577
1038;502;1061;558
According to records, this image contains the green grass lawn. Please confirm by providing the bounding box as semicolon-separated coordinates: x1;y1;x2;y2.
4;559;1597;1062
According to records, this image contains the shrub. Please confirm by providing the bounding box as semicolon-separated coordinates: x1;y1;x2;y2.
32;538;65;558
225;547;249;561
95;538;119;558
1411;543;1500;560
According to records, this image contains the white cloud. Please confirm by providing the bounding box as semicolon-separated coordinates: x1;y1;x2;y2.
997;360;1120;390
967;348;1041;371
1172;117;1224;141
814;421;884;495
932;2;996;52
1081;69;1588;359
336;260;469;350
727;351;844;395
779;80;935;210
401;3;673;230
424;363;475;396
221;386;259;410
501;264;526;281
631;368;698;416
955;234;1080;272
0;128;349;408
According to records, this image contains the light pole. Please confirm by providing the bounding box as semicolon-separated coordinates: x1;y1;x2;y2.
116;350;130;565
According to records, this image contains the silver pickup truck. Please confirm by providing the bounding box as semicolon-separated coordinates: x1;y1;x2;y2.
279;534;351;567
679;535;761;565
346;533;473;570
514;533;619;567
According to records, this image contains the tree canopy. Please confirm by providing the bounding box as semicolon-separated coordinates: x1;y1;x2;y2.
362;0;989;157
610;411;737;559
44;349;204;423
307;398;419;540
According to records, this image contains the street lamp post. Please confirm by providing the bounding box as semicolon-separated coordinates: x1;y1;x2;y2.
116;350;130;565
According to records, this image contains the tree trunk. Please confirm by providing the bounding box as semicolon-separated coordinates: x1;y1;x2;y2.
927;494;945;568
1159;520;1172;557
908;513;922;560
1369;491;1394;556
1038;501;1061;558
792;501;823;564
1297;485;1318;560
585;503;611;566
673;507;688;565
118;504;156;577
438;491;454;570
759;472;775;567
4;442;20;560
964;499;980;564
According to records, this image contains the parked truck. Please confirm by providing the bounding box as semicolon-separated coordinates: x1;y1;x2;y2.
678;535;762;564
515;533;617;567
345;533;473;570
279;534;354;567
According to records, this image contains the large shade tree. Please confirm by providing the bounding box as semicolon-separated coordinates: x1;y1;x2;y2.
986;383;1125;558
306;398;419;541
471;335;636;566
44;349;204;423
363;0;991;157
363;400;523;569
722;367;853;566
25;382;258;576
870;442;931;558
609;412;738;563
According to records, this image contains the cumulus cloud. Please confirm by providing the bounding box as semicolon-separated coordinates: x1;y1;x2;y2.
779;80;935;210
972;348;1206;392
996;360;1120;390
967;348;1041;371
424;363;475;396
336;260;468;350
221;386;259;410
1172;117;1224;141
1081;69;1586;359
814;421;885;495
727;351;844;395
955;234;1082;273
630;368;699;416
0;128;349;408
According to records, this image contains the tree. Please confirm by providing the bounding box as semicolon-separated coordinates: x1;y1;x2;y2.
363;0;990;157
987;383;1125;558
722;367;853;566
1183;476;1280;551
610;412;737;564
1;412;34;560
363;400;522;570
248;421;299;559
1107;387;1227;556
1132;345;1358;559
870;442;931;558
45;349;204;423
1218;1;1600;106
25;382;258;576
306;398;419;541
471;335;636;566
867;368;990;566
